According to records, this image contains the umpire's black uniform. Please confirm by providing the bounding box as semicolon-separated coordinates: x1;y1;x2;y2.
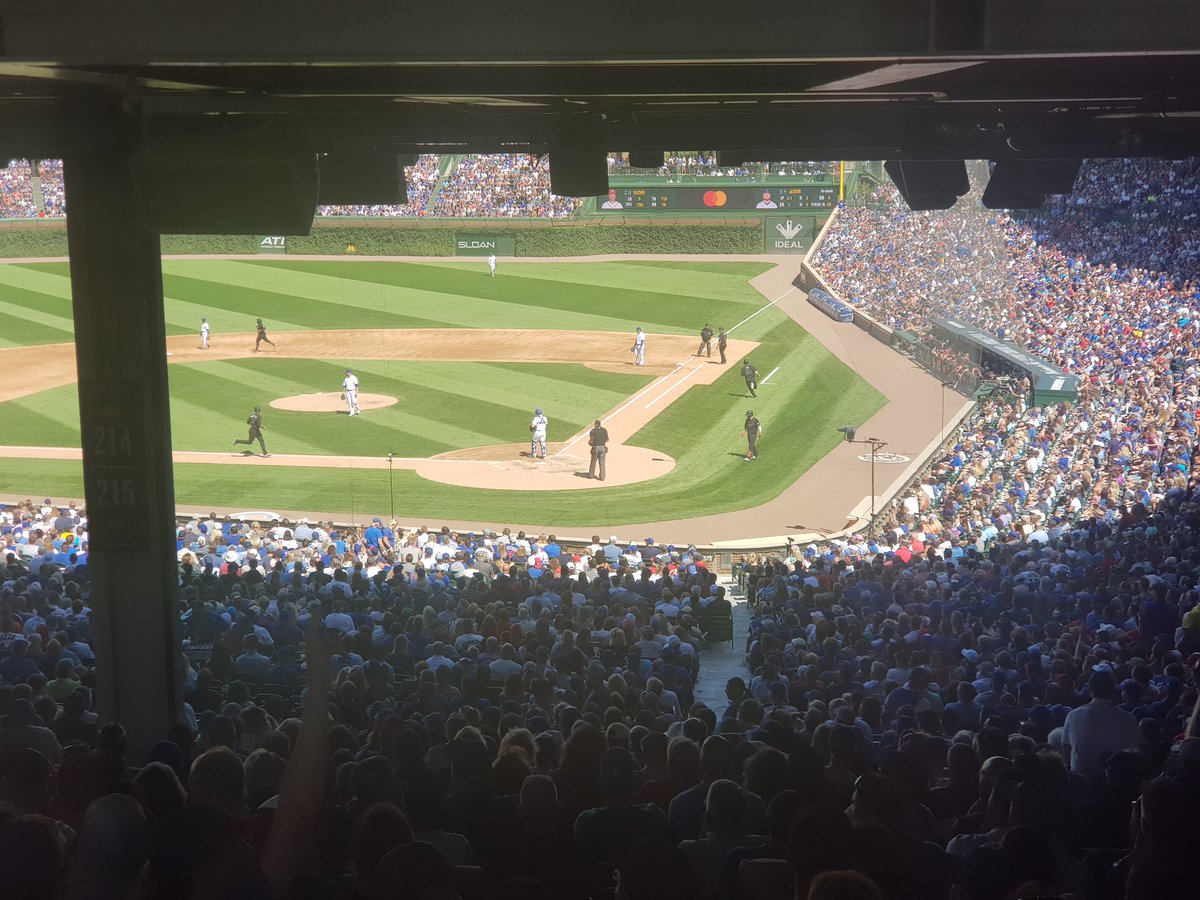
234;407;268;455
588;420;610;480
698;324;714;357
741;361;760;397
743;412;762;459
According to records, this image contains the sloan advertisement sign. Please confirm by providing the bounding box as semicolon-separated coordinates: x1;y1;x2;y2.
454;234;516;257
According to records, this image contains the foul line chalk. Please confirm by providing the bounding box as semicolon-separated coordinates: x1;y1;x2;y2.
643;365;702;410
760;366;781;385
728;287;793;334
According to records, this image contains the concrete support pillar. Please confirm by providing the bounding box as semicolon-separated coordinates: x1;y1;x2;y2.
64;153;182;757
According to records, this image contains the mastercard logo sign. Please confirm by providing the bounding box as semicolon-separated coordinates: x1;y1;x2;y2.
702;190;728;207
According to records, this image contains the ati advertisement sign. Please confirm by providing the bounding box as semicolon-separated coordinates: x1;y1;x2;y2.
763;216;819;254
454;234;517;257
258;236;287;254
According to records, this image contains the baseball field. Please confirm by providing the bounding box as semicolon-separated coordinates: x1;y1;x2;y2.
0;257;885;528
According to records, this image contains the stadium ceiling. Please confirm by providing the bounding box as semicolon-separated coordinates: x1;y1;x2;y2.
2;0;1200;160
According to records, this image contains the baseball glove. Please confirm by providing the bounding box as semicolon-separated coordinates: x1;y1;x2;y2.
341;393;346;400
529;424;536;432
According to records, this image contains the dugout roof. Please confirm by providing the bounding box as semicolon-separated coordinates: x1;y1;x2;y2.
932;318;1080;405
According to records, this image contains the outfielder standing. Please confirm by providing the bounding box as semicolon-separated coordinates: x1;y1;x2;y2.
253;318;277;352
200;317;210;350
488;254;497;277
742;410;763;460
342;368;361;416
530;408;549;460
233;405;269;456
631;327;646;366
741;359;760;397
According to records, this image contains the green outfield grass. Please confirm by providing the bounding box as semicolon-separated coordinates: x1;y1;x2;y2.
3;360;652;457
0;258;886;525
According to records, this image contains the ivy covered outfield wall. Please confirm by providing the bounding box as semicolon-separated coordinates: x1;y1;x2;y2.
0;218;763;258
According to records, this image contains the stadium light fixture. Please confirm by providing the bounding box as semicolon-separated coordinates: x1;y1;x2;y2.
836;428;888;538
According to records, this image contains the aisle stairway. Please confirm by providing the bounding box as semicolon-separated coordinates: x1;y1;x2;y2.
425;153;459;211
29;159;46;214
693;581;751;712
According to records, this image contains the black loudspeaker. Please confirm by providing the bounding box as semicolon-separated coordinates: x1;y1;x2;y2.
627;151;664;169
982;159;1083;210
318;155;407;205
548;125;608;197
884;159;970;210
130;125;318;235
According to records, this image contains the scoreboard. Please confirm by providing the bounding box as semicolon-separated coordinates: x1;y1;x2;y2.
599;184;837;212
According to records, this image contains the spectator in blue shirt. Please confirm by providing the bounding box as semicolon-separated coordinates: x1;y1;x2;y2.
0;638;41;683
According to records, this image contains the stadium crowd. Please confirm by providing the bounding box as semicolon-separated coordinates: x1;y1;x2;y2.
812;160;1200;532
0;159;38;217
38;159;65;217
4;154;583;220
317;155;442;218
432;154;580;218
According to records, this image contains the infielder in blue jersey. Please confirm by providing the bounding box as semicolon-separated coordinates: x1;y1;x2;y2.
530;408;548;460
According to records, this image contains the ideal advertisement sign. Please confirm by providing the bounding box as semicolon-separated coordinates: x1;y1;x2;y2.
763;216;819;254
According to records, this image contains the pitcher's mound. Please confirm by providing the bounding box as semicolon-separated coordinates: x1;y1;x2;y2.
270;392;399;412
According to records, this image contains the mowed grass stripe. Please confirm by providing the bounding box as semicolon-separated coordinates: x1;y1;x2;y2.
434;261;773;306
230;357;586;433
162;273;450;334
249;260;711;333
166;260;643;335
0;272;77;336
167;362;461;455
0;263;263;338
344;360;641;421
0;387;82;445
0;307;73;348
172;359;543;452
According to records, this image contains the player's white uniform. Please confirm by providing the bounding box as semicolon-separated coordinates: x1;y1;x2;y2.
530;413;548;459
488;254;496;276
342;372;360;415
633;329;646;366
200;319;210;350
